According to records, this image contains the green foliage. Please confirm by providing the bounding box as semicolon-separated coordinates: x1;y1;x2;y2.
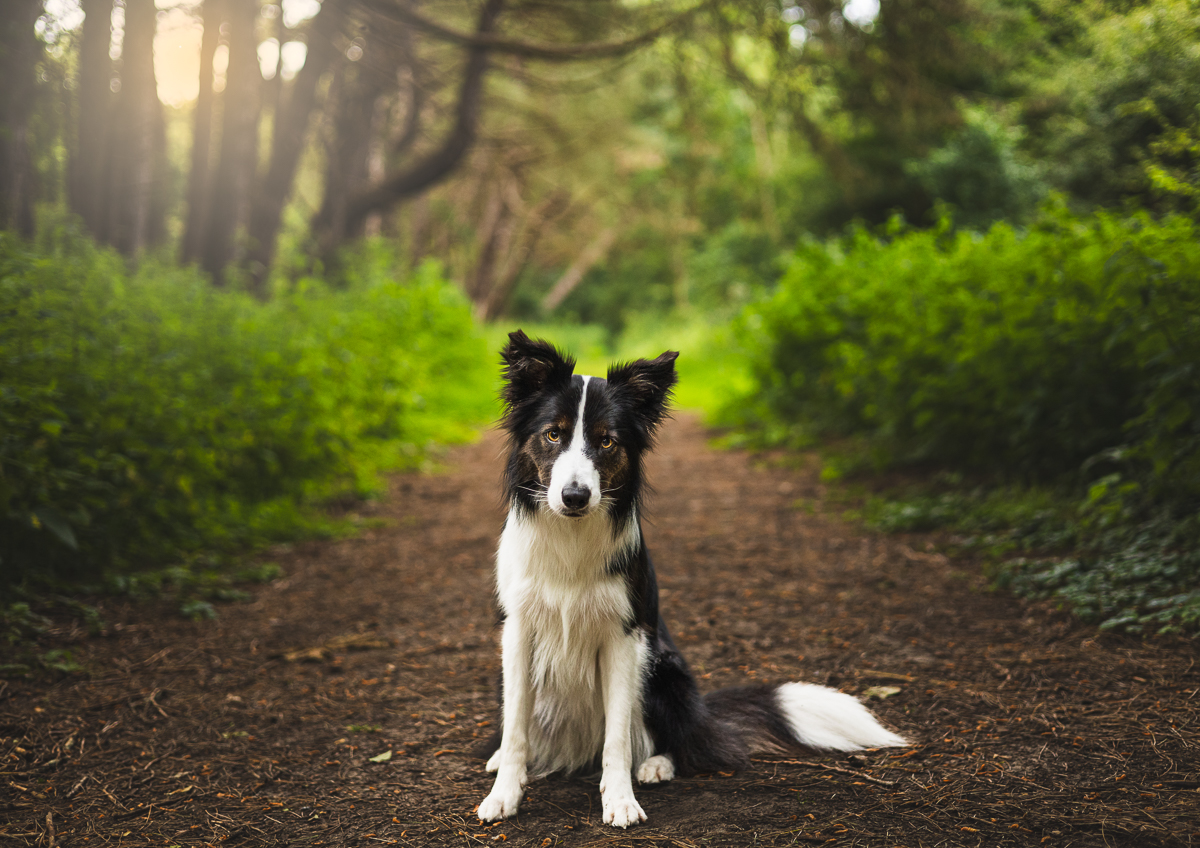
734;203;1200;631
733;203;1200;485
604;314;752;417
908;106;1048;230
0;226;494;589
863;482;1200;635
1022;0;1200;213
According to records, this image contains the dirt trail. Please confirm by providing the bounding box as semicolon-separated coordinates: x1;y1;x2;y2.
2;416;1198;847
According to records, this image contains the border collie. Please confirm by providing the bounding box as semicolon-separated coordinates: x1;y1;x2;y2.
477;331;907;828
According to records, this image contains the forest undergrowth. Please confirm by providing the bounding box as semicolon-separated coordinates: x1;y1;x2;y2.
0;224;495;662
719;202;1200;636
4;199;1199;656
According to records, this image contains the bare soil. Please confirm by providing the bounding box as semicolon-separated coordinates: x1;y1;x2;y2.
3;416;1198;847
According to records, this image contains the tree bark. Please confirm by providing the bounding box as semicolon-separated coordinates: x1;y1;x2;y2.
314;23;404;253
202;0;262;284
0;0;44;237
315;0;507;250
243;0;350;293
389;32;424;160
359;0;703;63
105;0;168;256
541;225;617;314
479;189;568;320
181;0;223;265
466;180;507;302
69;0;114;237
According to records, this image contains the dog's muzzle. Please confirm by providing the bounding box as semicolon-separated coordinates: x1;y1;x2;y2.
560;484;592;514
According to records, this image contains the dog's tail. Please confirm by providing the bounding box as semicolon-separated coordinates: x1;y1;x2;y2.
709;682;907;753
669;683;906;774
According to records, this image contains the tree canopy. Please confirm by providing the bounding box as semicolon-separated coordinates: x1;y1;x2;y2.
2;0;1196;318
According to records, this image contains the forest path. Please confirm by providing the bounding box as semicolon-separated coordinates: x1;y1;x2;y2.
3;416;1197;847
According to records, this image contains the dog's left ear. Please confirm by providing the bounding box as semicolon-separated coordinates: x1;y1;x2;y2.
607;351;679;437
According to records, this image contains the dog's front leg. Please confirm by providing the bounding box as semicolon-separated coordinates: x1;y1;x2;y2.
477;616;533;822
598;631;647;828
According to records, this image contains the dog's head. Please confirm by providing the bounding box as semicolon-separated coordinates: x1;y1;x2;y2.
500;330;678;521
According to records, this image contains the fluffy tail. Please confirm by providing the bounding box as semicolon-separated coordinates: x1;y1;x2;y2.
705;682;907;759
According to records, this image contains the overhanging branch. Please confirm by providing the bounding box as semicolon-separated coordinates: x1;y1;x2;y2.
331;0;506;236
358;0;709;62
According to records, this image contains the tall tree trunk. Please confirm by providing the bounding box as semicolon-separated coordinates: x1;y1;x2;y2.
466;181;508;302
314;0;507;252
408;194;430;268
69;0;114;238
181;0;222;265
106;0;167;256
314;34;398;256
0;0;44;237
541;225;617;314
479;190;567;320
201;0;261;284
243;0;349;294
264;4;285;121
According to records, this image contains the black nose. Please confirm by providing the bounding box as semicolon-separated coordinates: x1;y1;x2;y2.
561;484;591;510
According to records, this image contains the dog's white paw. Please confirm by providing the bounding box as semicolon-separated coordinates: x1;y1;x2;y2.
485;749;501;773
636;754;675;784
602;794;646;828
477;787;522;822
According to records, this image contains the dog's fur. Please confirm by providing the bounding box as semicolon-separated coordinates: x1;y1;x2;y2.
477;331;907;828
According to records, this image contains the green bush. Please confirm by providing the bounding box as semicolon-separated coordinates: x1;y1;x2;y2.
0;226;494;587
907;106;1047;231
731;202;1200;631
1023;0;1200;214
734;203;1200;487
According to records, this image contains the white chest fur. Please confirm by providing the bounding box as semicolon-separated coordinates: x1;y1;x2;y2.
494;507;649;775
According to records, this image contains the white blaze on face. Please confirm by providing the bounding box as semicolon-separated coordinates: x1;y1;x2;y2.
548;376;601;515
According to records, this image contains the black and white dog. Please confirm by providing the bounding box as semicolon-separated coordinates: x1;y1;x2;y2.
477;331;906;828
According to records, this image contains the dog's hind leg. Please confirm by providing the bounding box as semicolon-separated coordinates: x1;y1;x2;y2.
636;754;674;784
477;617;534;822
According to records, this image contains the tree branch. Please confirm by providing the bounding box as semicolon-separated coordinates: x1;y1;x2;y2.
332;0;507;238
541;225;617;313
358;0;708;62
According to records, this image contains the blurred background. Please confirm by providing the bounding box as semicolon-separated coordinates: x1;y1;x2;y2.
1;0;1198;634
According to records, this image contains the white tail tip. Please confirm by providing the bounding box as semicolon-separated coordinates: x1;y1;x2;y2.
775;682;909;751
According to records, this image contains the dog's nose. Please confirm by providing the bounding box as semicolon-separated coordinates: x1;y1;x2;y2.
561;484;591;511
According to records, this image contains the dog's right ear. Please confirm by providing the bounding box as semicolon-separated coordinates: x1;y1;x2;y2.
500;330;576;406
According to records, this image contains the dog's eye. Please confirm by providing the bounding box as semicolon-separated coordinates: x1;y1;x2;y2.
546;429;560;443
600;436;614;450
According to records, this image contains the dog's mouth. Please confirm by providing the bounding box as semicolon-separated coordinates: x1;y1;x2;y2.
556;506;590;519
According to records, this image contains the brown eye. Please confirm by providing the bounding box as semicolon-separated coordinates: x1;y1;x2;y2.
546;429;560;443
600;436;614;450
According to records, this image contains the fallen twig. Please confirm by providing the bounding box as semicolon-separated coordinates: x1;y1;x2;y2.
765;758;897;787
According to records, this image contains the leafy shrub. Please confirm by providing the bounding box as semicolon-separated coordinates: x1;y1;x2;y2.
734;203;1200;485
867;482;1200;634
732;203;1200;631
0;226;494;588
907;106;1047;230
1024;0;1200;213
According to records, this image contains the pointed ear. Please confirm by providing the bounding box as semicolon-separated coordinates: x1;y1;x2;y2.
607;350;679;436
500;330;576;406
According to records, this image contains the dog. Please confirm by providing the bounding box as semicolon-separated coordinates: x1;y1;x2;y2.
476;331;907;828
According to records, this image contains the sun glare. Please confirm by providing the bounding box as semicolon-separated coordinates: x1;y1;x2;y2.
154;2;203;106
41;0;322;107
